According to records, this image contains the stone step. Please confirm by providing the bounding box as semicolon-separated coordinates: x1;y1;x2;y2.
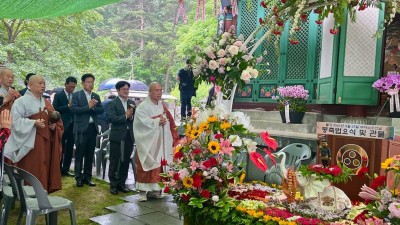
251;120;316;134
239;109;323;124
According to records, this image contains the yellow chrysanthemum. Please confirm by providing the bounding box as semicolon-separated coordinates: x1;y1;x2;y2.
208;141;220;154
220;121;231;130
199;121;209;131
382;157;394;169
239;172;246;184
182;176;194;188
174;145;182;154
184;124;192;137
207;115;218;123
190;129;201;139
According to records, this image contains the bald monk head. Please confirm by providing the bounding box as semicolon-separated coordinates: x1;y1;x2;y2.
148;82;162;103
28;75;46;97
0;68;14;89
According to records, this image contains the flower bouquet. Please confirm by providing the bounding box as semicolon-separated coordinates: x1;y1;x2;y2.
191;27;263;99
160;106;278;225
355;155;400;224
372;74;400;113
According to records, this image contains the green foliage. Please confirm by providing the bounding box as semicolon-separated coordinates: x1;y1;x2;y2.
171;82;212;107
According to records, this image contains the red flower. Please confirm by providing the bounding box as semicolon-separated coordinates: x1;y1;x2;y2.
173;173;180;181
300;14;308;22
358;3;367;11
315;20;323;25
289;39;299;45
174;151;184;159
329;165;342;176
260;131;278;150
214;133;223;139
273;30;282;35
192;173;203;188
164;186;170;193
249;152;268;171
294;27;301;31
200;190;211;199
353;210;368;223
357;167;368;178
259;18;264;25
192;148;202;155
330;28;339;34
181;194;191;202
276;20;284;27
203;157;218;169
370;175;386;190
161;159;167;166
260;1;267;8
313;9;322;14
281;0;286;3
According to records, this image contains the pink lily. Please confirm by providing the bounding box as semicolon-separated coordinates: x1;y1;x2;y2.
219;138;235;156
358;184;381;201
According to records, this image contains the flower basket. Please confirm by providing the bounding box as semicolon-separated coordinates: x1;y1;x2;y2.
279;111;305;124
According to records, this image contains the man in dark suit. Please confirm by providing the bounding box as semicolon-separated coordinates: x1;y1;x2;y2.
52;76;77;177
18;73;36;96
71;74;104;187
107;81;135;195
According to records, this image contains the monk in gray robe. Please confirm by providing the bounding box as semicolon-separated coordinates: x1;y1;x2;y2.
0;68;21;112
4;75;64;193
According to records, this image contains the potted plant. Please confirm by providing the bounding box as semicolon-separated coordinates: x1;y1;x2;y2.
372;74;400;117
274;85;309;123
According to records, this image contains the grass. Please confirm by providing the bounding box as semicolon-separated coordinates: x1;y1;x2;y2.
6;176;137;225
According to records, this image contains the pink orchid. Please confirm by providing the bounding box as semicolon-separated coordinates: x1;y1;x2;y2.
219;138;235;156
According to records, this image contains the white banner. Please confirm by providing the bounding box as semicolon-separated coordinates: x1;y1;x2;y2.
316;122;394;140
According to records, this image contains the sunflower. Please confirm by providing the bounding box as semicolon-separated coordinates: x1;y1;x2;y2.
174;145;182;154
382;157;394;169
183;176;194;188
199;121;209;131
220;121;231;130
207;115;218;123
185;124;192;137
208;141;220;154
190;129;201;139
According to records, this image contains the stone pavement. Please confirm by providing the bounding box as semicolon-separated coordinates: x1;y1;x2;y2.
88;161;182;225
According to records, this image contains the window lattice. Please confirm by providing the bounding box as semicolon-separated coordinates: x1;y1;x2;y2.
238;0;258;39
286;19;310;80
314;25;323;79
260;35;279;80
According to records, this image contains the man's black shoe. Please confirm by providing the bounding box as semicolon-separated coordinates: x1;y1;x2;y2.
76;180;83;187
110;188;118;195
83;180;96;187
118;186;130;193
62;171;75;177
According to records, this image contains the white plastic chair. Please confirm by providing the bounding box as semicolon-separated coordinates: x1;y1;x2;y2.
264;143;311;185
11;166;77;225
